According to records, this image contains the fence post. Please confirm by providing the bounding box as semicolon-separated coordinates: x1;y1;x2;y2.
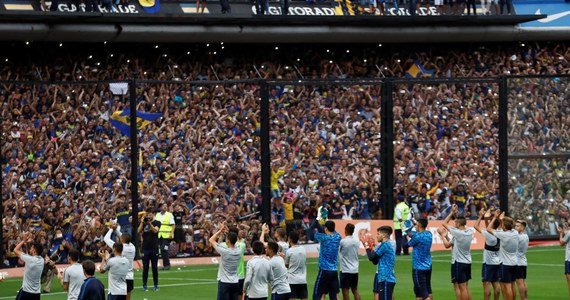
0;115;3;265
129;78;140;258
381;79;394;220
259;80;272;226
499;76;509;215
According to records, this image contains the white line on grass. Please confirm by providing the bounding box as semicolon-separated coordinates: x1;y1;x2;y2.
0;281;218;300
153;277;215;281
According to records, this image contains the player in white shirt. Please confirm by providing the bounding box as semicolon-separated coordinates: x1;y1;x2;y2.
486;210;519;300
275;227;290;255
339;223;361;300
99;243;130;300
514;220;529;300
58;248;86;300
285;231;308;300
14;232;44;300
266;241;291;300
474;208;501;300
557;217;570;298
260;223;289;255
243;241;272;300
104;223;136;299
439;204;475;300
210;223;241;300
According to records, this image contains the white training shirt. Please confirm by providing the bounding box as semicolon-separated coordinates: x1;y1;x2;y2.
104;228;136;280
449;226;475;264
269;255;291;295
493;229;519;266
215;243;241;283
20;254;44;294
339;235;360;274
104;256;129;295
243;256;272;298
564;231;570;262
481;229;501;265
517;232;529;266
285;245;307;284
278;241;289;255
63;262;86;300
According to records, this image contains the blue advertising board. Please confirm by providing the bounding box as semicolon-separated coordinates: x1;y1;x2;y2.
514;0;570;27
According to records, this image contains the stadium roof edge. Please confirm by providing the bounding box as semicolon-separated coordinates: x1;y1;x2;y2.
0;12;563;43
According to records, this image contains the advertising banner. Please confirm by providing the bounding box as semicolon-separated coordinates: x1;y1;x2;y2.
332;219;486;252
0;0;497;16
514;0;570;27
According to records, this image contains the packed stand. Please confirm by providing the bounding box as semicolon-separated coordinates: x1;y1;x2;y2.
509;159;569;235
1;42;569;267
393;81;501;221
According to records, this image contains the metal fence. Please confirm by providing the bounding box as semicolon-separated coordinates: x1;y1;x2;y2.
1;75;568;263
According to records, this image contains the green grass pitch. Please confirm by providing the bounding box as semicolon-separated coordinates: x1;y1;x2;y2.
0;246;566;299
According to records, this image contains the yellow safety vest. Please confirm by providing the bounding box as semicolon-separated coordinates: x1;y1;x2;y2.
393;202;410;230
156;211;173;239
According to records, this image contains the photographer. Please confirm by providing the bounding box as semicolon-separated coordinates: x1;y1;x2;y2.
138;207;161;292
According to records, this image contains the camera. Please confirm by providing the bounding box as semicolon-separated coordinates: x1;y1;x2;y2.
143;217;150;223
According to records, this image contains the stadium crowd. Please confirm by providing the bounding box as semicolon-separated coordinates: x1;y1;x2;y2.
1;42;569;267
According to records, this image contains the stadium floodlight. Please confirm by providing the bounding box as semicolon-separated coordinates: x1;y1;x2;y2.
110;82;129;96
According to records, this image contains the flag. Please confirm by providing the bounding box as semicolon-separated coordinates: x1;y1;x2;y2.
139;0;160;13
405;61;434;78
180;3;209;13
138;149;144;186
109;109;162;137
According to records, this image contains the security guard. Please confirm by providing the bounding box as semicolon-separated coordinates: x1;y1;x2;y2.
155;202;175;270
393;194;411;255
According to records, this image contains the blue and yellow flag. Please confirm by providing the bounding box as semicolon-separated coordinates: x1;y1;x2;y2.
139;0;160;13
405;61;434;78
109;109;162;137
